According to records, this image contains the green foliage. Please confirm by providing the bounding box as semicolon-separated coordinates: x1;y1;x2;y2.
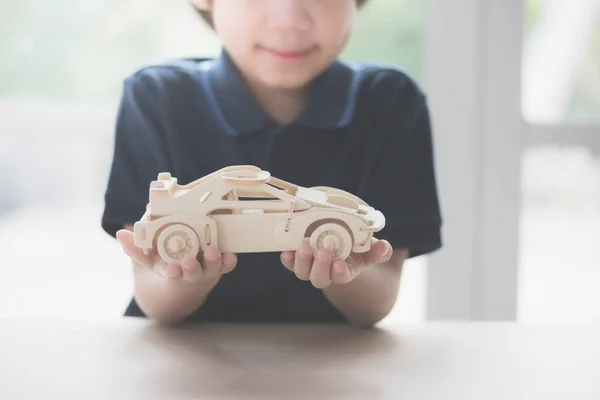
342;0;425;82
567;21;600;122
526;0;546;30
0;0;424;103
0;0;218;103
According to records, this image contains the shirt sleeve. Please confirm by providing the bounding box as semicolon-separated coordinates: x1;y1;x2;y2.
101;73;172;238
363;78;443;258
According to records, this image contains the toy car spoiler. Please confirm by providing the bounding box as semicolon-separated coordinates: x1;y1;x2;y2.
361;209;385;232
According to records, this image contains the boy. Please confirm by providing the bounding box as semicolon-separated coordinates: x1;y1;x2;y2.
102;0;442;326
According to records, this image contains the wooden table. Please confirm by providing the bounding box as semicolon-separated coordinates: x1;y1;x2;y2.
1;317;598;399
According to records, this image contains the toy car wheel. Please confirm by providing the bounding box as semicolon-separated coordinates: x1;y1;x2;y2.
156;224;201;265
309;222;353;261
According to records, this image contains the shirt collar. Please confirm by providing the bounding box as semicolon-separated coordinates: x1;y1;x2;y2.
203;48;359;136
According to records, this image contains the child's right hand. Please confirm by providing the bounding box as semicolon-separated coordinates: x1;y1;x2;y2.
116;228;237;283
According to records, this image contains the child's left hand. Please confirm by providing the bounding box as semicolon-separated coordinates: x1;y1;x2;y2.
280;238;393;289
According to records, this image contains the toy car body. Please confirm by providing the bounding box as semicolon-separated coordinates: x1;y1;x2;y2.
133;165;385;264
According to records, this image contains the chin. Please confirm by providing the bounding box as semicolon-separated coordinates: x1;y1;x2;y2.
259;71;315;91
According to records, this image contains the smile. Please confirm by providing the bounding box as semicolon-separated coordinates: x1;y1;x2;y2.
261;46;316;61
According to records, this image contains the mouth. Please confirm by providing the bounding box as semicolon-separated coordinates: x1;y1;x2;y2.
260;46;316;61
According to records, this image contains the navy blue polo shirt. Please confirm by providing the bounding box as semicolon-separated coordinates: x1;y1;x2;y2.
101;49;442;323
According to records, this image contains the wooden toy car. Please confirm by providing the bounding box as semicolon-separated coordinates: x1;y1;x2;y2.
133;165;385;264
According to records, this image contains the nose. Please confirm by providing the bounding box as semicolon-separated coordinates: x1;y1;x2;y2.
266;0;311;30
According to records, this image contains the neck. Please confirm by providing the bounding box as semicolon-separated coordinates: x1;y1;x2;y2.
245;80;310;125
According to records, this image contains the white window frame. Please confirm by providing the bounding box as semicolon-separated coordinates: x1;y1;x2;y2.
526;124;600;151
423;0;524;320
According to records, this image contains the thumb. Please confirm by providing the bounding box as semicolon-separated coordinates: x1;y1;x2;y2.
116;229;153;268
116;229;134;252
364;239;393;265
378;240;393;263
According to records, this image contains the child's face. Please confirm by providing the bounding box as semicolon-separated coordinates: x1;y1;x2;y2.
194;0;358;90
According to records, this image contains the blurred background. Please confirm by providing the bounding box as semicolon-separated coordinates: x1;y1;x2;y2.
0;0;598;323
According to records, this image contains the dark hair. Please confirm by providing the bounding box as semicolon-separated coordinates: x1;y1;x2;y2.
194;0;370;28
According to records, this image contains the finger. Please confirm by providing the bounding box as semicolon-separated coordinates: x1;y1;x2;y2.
310;250;333;289
221;252;238;274
163;263;183;279
293;242;314;281
280;251;295;271
181;257;203;282
202;247;223;278
331;260;353;285
362;239;393;266
149;259;177;279
116;229;153;268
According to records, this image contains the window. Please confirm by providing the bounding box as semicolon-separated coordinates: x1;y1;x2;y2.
422;0;600;323
520;0;600;322
221;189;283;202
523;0;600;123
